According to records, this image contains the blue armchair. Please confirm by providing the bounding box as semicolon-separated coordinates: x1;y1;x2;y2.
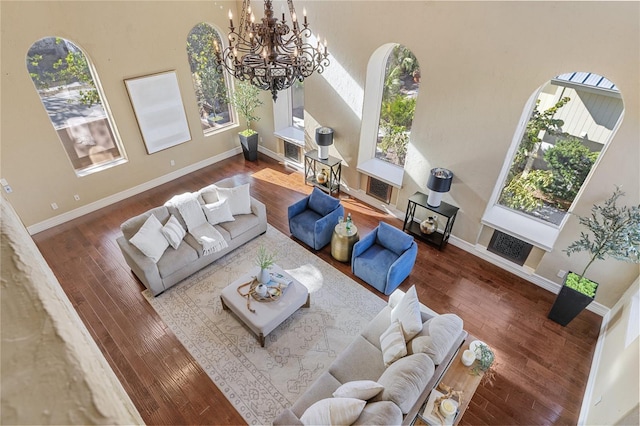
351;221;418;295
288;187;345;250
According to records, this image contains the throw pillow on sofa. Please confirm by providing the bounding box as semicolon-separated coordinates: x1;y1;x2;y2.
407;313;464;365
198;183;219;204
390;285;423;340
374;353;435;414
333;380;384;400
380;320;407;367
216;183;252;215
129;214;169;263
299;397;366;426
203;199;235;225
161;214;186;249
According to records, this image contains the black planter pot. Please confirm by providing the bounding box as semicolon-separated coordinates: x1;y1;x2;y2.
239;133;259;161
548;272;598;326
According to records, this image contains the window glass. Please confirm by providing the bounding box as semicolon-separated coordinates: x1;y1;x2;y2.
375;45;420;167
497;73;623;225
26;37;127;176
186;23;233;133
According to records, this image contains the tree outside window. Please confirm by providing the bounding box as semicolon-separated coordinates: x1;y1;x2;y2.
26;37;126;176
375;45;420;167
498;73;623;225
186;23;232;132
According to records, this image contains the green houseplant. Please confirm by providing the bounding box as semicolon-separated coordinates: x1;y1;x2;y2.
548;187;640;325
230;81;263;161
255;245;277;284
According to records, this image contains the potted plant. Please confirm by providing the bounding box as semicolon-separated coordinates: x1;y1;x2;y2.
255;245;277;284
548;187;640;325
230;81;263;161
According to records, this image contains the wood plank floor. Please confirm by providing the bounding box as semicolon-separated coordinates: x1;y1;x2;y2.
32;153;601;425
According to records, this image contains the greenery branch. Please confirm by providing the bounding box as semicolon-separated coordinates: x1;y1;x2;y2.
255;245;277;270
565;187;640;290
230;81;263;136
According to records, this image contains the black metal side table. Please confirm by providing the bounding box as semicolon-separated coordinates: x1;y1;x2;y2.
403;191;459;250
304;149;341;195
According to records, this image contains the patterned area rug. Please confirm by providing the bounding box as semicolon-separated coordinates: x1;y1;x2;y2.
143;225;386;425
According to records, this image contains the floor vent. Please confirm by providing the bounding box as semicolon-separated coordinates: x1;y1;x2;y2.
487;230;533;266
284;141;302;164
367;177;392;203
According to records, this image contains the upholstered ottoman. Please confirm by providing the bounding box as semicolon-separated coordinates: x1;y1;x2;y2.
220;265;310;346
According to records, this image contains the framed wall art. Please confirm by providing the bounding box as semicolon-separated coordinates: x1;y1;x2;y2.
125;71;191;154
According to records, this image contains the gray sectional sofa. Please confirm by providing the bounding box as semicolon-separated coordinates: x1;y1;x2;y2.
273;289;467;426
117;177;267;296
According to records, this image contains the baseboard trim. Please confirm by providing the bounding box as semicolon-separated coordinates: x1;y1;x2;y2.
448;236;609;317
577;309;610;424
27;147;242;235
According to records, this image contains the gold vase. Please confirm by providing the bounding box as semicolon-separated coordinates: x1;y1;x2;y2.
420;216;437;234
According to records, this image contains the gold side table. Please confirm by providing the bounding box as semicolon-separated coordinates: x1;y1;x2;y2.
331;222;359;262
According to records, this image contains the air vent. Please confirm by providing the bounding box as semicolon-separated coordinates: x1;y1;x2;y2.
487;230;533;266
367;177;392;203
283;140;301;163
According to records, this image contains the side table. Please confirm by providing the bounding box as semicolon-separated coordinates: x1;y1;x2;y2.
415;334;485;426
403;191;459;250
304;149;341;195
331;222;359;262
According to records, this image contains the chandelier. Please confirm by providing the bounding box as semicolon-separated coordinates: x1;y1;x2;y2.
213;0;330;101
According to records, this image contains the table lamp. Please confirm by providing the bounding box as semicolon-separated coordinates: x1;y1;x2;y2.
316;127;334;160
427;168;453;207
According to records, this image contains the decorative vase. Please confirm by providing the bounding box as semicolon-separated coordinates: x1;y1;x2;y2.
316;170;328;184
255;283;268;297
258;268;271;284
420;216;437;234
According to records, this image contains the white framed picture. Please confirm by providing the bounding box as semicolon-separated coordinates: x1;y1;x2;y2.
125;71;191;154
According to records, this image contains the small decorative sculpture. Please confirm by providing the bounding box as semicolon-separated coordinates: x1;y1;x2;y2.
420;216;437;234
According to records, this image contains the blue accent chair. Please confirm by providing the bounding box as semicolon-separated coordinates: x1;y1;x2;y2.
288;187;345;250
351;221;418;295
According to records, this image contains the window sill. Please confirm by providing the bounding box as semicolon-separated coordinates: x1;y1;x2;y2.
481;205;560;252
357;158;404;188
274;126;304;146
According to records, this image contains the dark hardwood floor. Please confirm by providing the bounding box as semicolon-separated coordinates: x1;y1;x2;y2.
32;153;601;425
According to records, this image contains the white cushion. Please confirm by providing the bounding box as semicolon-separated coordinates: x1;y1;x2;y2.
129;214;169;263
202;199;235;225
333;380;384;400
198;183;219;204
300;398;366;426
161;215;186;249
379;320;407;367
216;183;251;215
390;285;423;340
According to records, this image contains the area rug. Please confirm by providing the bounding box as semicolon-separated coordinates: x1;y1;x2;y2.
143;225;387;425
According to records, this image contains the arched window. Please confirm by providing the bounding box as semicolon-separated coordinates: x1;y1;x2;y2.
186;23;233;134
482;72;624;250
358;44;420;198
26;37;126;176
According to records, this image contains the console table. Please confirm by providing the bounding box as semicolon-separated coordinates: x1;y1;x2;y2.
414;334;485;426
403;191;459;250
304;149;341;195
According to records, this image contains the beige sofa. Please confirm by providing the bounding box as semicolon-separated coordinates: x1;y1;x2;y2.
273;289;467;425
117;177;267;296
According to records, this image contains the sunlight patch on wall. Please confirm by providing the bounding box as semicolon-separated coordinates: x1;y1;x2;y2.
310;34;363;119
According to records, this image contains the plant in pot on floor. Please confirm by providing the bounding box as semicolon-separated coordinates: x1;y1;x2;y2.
230;81;263;161
548;187;640;326
254;245;277;296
